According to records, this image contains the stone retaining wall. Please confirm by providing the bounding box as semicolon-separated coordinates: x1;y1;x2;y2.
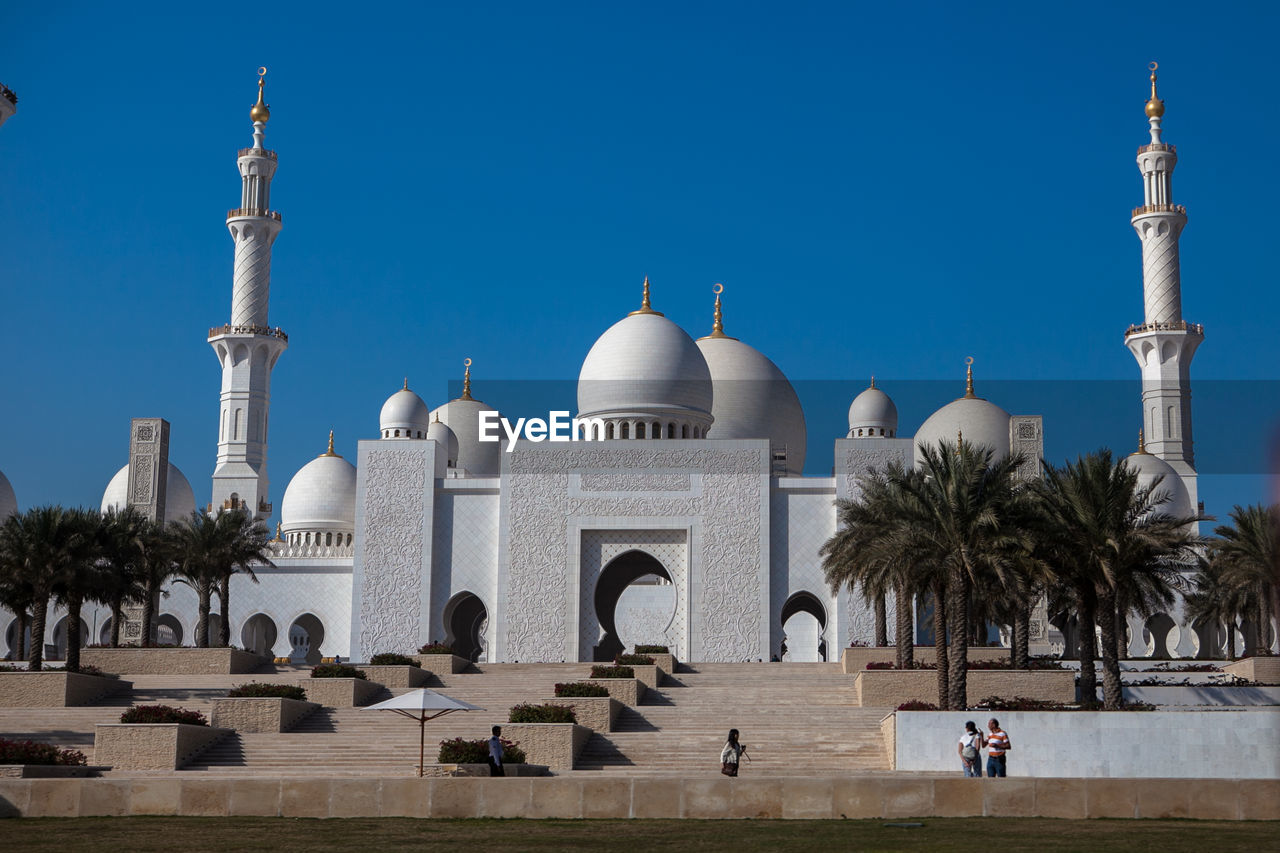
556;696;620;733
853;669;1077;707
1223;657;1280;684
501;724;592;771
93;724;231;771
841;646;1010;674
305;677;384;707
80;648;267;675
1;775;1273;820
412;654;469;674
361;665;429;688
583;678;644;706
209;698;320;732
0;672;132;707
0;766;106;778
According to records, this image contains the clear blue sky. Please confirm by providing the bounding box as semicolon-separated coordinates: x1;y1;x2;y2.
3;1;1277;522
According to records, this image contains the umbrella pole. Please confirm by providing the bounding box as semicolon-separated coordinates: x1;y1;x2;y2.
419;714;426;778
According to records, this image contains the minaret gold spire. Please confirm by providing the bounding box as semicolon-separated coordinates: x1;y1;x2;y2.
963;356;977;399
322;429;338;457
250;67;271;123
461;358;473;401
1145;61;1165;119
1136;428;1149;454
628;276;664;317
697;283;736;340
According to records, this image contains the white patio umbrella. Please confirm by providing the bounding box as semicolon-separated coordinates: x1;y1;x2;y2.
363;689;486;777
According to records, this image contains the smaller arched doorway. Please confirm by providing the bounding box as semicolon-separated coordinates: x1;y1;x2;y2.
593;551;674;662
442;592;488;663
4;617;31;660
781;592;827;662
51;616;90;660
288;614;325;665
1143;612;1177;658
241;613;278;657
155;613;184;646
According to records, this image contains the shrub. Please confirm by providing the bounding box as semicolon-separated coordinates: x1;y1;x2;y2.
227;682;308;701
975;696;1072;712
417;643;455;655
1077;699;1158;712
0;664;22;672
0;737;87;766
437;737;526;764
369;653;417;667
589;665;634;679
615;654;654;666
310;664;367;680
554;682;610;698
1148;662;1221;673
508;703;577;724
896;700;939;711
966;658;1067;671
633;645;669;655
70;664;116;678
865;661;934;670
120;705;208;725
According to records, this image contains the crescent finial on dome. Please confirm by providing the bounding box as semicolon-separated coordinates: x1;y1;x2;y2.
698;283;737;340
251;67;271;123
461;358;473;400
322;429;339;457
628;275;664;317
963;356;977;399
1145;61;1165;119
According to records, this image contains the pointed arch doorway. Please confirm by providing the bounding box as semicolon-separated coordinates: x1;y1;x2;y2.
591;550;674;662
443;592;488;663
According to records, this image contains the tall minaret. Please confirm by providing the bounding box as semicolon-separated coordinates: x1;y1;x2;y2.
1124;62;1202;512
0;83;16;128
208;68;287;517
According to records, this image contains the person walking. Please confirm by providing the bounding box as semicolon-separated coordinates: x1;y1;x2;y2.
487;725;505;777
720;728;747;777
958;720;984;777
985;718;1011;777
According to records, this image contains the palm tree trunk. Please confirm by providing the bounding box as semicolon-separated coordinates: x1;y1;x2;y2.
217;574;231;647
141;580;157;648
14;611;27;661
28;597;48;671
874;593;888;648
895;582;913;669
1259;584;1273;653
1077;587;1097;704
1226;615;1237;661
1013;607;1030;669
1096;588;1123;709
65;595;83;672
933;580;949;708
196;586;211;648
1114;590;1130;661
110;597;123;647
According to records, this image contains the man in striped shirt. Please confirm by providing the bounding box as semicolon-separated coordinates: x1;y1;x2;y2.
986;719;1011;777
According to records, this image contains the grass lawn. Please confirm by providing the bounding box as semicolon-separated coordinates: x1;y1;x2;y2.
0;817;1272;852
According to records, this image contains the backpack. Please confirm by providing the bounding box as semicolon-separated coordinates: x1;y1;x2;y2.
961;734;978;760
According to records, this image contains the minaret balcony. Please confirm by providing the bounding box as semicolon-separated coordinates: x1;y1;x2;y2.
1124;320;1204;338
227;207;282;221
0;84;15;106
208;324;289;342
1137;142;1176;155
1131;203;1186;218
237;147;277;160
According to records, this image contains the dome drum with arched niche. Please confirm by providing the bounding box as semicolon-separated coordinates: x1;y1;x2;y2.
101;462;197;523
913;360;1012;467
280;432;357;550
848;377;898;439
379;379;431;440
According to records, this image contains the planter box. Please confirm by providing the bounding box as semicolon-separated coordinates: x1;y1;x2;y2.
444;763;548;777
412;654;470;675
80;648;268;675
305;677;384;707
501;723;592;771
583;677;645;706
555;696;620;733
623;664;661;692
0;765;106;778
93;723;231;771
632;652;677;674
362;664;430;688
0;672;132;707
852;668;1077;707
841;645;1011;674
1223;657;1280;684
888;708;1280;778
209;697;320;732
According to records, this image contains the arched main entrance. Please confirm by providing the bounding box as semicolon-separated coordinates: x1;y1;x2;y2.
288;614;325;665
241;613;278;657
781;591;827;662
592;550;674;662
442;592;488;663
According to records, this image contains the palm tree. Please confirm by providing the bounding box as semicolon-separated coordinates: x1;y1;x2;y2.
97;507;149;647
1185;552;1249;660
212;508;274;647
0;506;97;670
51;508;106;671
1213;504;1280;655
170;509;274;648
1039;451;1201;708
0;560;34;661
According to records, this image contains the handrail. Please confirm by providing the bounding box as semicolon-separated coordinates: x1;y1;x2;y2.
1125;320;1204;337
1131;203;1185;217
1137;143;1176;155
227;208;282;221
238;147;277;160
0;84;15;106
208;324;289;342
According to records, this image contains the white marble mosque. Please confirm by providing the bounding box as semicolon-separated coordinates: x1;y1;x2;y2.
1;67;1229;665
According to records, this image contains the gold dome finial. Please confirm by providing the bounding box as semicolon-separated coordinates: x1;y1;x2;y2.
322;429;339;457
275;521;282;541
698;282;736;340
963;356;976;399
250;67;271;123
1136;428;1149;454
461;358;473;401
403;377;409;391
628;275;664;316
1145;61;1165;119
957;427;964;450
869;376;876;389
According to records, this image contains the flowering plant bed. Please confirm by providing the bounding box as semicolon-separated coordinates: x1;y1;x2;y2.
438;737;526;764
369;652;417;666
508;703;577;724
615;654;655;666
590;665;634;679
895;700;939;711
227;682;307;701
633;645;668;654
866;661;934;670
417;643;455;655
0;737;87;766
555;681;610;698
853;668;1077;707
120;705;207;725
311;664;367;680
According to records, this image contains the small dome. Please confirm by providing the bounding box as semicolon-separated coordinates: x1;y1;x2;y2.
1123;451;1192;518
848;380;899;438
914;396;1012;467
281;442;357;534
578;311;713;423
696;335;806;475
431;398;501;477
380;381;432;439
101;462;197;524
428;417;459;468
0;470;16;520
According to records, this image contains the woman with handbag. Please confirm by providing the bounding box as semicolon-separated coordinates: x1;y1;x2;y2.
720;728;746;777
958;720;984;777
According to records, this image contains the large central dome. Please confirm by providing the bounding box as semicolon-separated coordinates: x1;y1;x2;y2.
577;280;714;437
